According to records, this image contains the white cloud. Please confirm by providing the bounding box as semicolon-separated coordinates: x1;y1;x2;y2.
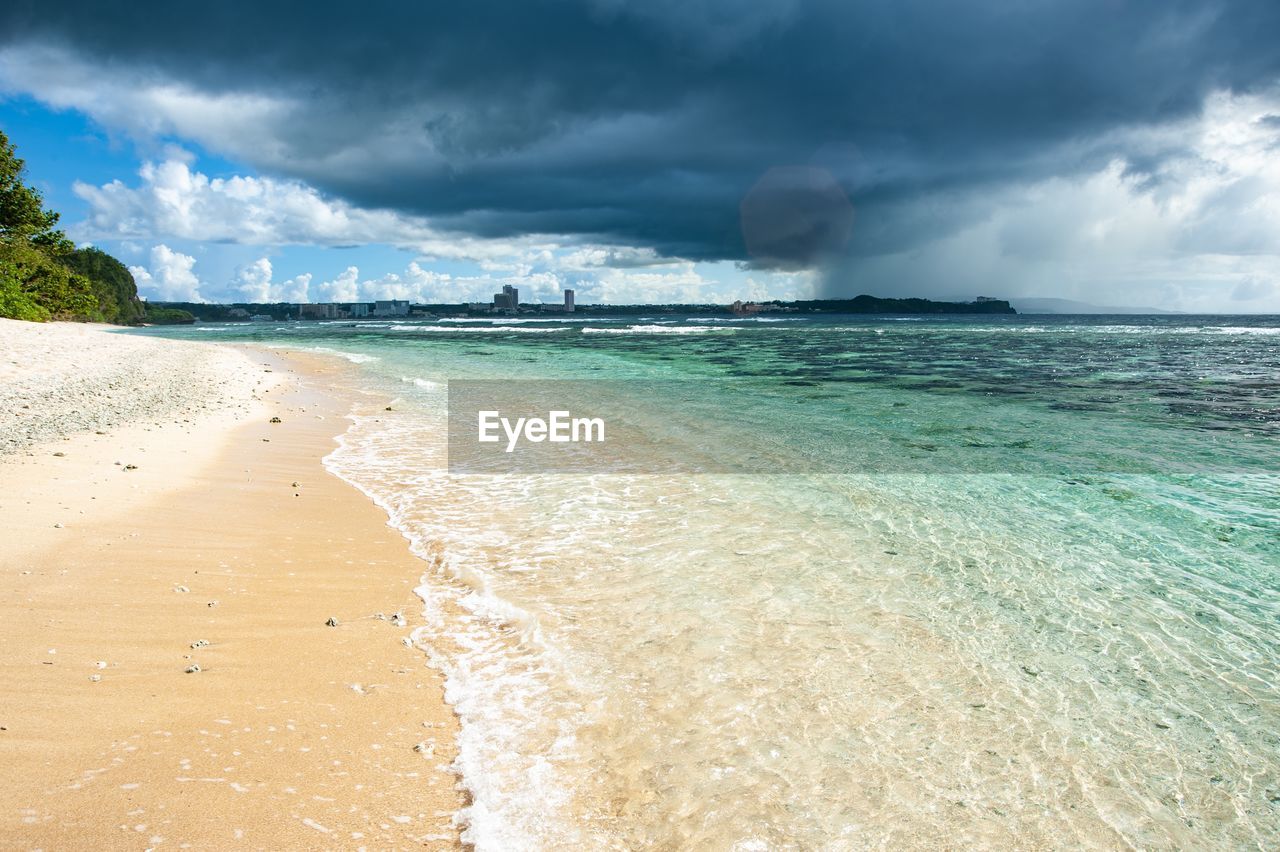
316;266;361;303
235;257;311;303
76;159;431;247
128;245;207;302
69;156;580;270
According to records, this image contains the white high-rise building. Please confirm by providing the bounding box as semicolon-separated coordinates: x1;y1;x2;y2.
564;289;575;312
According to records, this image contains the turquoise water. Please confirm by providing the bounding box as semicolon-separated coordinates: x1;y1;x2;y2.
138;315;1280;849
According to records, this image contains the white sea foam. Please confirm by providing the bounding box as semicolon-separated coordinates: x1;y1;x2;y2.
437;317;626;324
582;324;733;335
389;325;565;334
272;344;382;363
400;376;445;390
683;316;804;323
322;412;590;848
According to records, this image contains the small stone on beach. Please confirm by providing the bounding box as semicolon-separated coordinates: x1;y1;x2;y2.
185;664;201;674
269;416;282;423
325;617;339;627
190;640;209;649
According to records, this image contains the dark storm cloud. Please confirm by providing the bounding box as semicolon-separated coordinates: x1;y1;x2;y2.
2;0;1279;267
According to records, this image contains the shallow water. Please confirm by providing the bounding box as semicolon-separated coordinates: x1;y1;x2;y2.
140;315;1280;849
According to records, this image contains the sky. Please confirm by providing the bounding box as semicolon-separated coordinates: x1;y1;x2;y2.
1;0;1279;311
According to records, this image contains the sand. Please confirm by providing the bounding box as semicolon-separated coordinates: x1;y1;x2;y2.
0;320;463;849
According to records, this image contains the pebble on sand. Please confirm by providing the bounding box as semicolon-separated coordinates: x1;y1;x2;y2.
325;617;339;627
269;416;282;423
185;664;201;674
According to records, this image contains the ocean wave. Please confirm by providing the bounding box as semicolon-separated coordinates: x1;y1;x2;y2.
399;375;445;390
582;324;734;335
322;414;585;848
389;325;565;334
282;345;382;363
437;316;626;324
683;316;803;323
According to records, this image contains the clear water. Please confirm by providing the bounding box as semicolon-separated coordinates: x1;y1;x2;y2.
136;315;1280;849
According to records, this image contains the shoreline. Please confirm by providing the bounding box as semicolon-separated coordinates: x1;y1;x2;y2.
0;322;463;848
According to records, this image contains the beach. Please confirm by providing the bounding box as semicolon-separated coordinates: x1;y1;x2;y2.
125;314;1279;849
0;320;462;849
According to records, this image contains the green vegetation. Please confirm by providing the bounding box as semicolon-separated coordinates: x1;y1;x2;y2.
62;246;146;323
0;129;145;324
0;237;97;321
141;306;195;324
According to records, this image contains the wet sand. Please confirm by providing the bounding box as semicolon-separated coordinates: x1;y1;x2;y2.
0;321;463;848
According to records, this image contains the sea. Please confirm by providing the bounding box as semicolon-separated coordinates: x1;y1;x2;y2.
135;314;1280;849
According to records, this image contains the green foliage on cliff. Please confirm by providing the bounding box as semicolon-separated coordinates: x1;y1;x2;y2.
142;306;196;324
0;129;142;324
63;246;146;323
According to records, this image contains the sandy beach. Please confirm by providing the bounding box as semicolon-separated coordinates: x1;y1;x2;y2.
0;320;462;849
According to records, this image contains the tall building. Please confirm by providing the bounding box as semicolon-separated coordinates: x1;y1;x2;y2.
299;303;336;319
372;300;410;317
493;284;519;310
564;289;575;312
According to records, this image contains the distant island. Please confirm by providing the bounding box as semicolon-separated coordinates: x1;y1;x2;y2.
148;294;1016;323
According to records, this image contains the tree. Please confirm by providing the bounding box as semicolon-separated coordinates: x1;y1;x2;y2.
0;129;72;253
